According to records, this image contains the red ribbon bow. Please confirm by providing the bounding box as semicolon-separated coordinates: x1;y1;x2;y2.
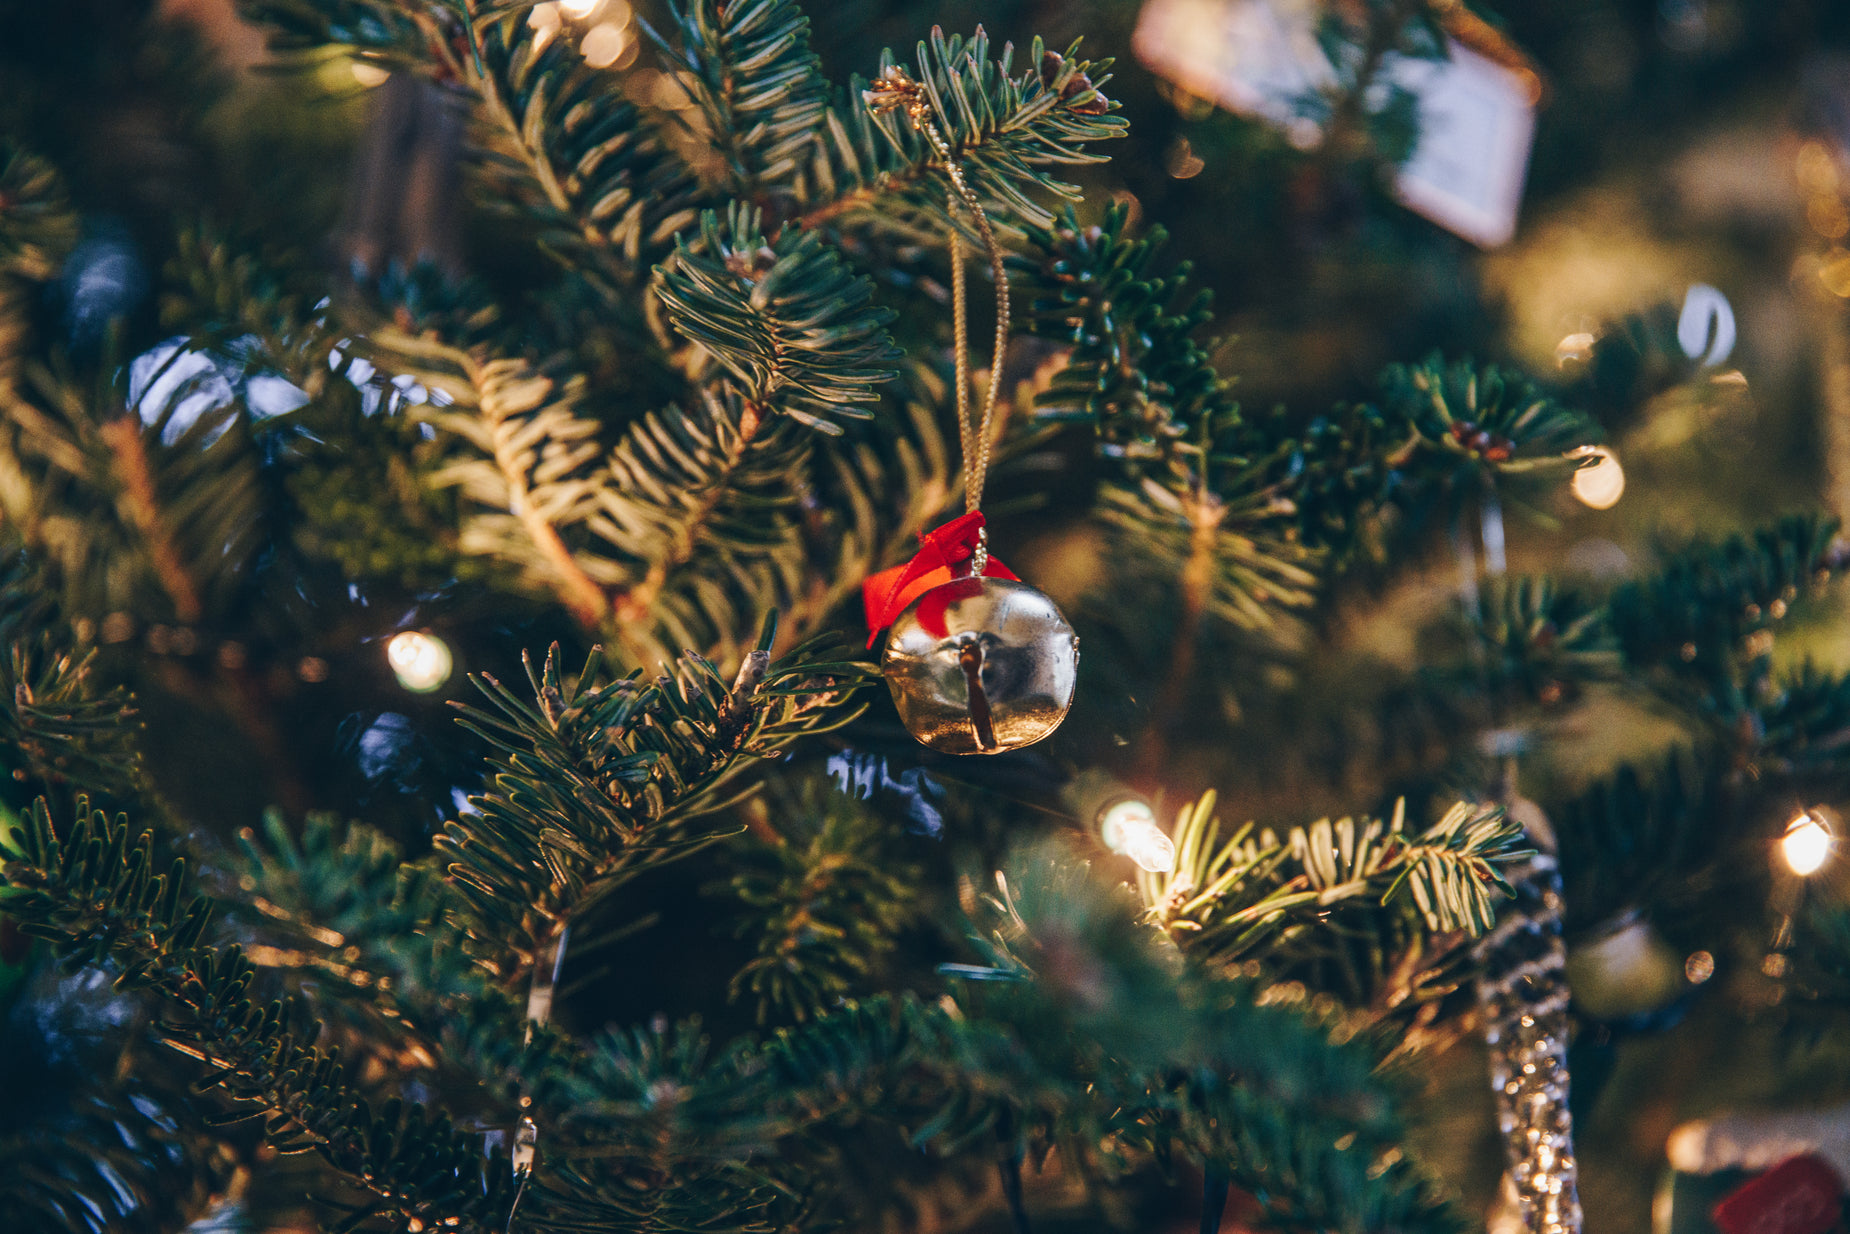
862;511;1017;647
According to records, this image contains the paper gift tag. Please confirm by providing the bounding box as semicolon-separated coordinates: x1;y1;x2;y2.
1385;38;1537;246
1134;0;1540;247
1132;0;1334;147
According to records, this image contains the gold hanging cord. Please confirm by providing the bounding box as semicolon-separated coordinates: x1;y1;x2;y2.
869;67;1010;575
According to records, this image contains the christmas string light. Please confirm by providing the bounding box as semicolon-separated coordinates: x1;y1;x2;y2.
1099;797;1176;873
1783;810;1833;877
387;630;453;693
1566;445;1624;510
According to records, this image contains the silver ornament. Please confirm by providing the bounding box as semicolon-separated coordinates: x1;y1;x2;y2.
1474;793;1582;1234
882;576;1078;754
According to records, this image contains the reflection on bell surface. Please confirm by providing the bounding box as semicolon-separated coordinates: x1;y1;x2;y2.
881;576;1078;755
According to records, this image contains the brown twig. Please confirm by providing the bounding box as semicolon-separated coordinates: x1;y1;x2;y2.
98;417;204;624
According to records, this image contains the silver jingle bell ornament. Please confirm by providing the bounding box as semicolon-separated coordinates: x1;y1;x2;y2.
882;575;1078;754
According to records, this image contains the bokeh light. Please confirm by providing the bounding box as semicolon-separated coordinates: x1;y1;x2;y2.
1567;445;1625;509
1099;798;1177;873
1782;810;1833;877
388;631;454;693
581;22;630;68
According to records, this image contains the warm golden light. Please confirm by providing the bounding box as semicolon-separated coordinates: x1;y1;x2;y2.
528;3;561;51
1567;445;1624;510
350;61;390;87
581;21;629;67
1099;799;1176;873
1554;331;1596;365
388;631;453;693
558;0;600;18
1783;811;1833;877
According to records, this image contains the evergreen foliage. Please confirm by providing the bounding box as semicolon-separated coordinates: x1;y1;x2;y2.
7;0;1847;1231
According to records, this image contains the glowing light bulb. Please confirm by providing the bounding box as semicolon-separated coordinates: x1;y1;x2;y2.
581;21;629;67
528;3;561;50
1783;811;1833;877
1567;445;1624;510
388;631;453;693
1099;799;1176;873
1555;331;1596;366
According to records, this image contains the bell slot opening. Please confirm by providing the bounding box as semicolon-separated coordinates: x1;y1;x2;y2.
957;639;999;752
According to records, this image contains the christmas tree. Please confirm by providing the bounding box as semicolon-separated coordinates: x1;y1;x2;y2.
6;1;1850;1231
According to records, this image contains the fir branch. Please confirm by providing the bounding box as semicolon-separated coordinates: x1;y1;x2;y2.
1454;574;1622;705
0;798;517;1232
545;1020;800;1232
643;0;831;203
0;166;265;625
1141;796;1525;1017
0;622;144;800
1098;456;1321;634
0;142;79;284
1015;203;1230;454
1605;514;1845;688
716;783;921;1024
240;0;702;291
160;225;338;392
228;812;582;1122
960;846;1466;1234
0;357;265;624
597;383;813;661
1092;409;1321;737
795;28;1125;237
405;341;620;628
654;204;900;432
1374;354;1599;490
409;329;927;662
1243;399;1414;564
451;0;703;286
0;1079;228;1234
409;333;794;658
1756;664;1850;776
1783;896;1850;1020
439;630;872;987
1550;750;1723;935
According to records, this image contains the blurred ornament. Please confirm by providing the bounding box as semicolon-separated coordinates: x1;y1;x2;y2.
1567;445;1625;509
338;72;464;279
1565;912;1686;1019
1671;1104;1850;1181
387;630;452;693
1677;284;1736;368
1782;810;1833;877
58;227;148;347
1097;797;1176;873
1475;780;1582;1234
1134;0;1542;246
1712;1156;1844;1234
882;571;1077;756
